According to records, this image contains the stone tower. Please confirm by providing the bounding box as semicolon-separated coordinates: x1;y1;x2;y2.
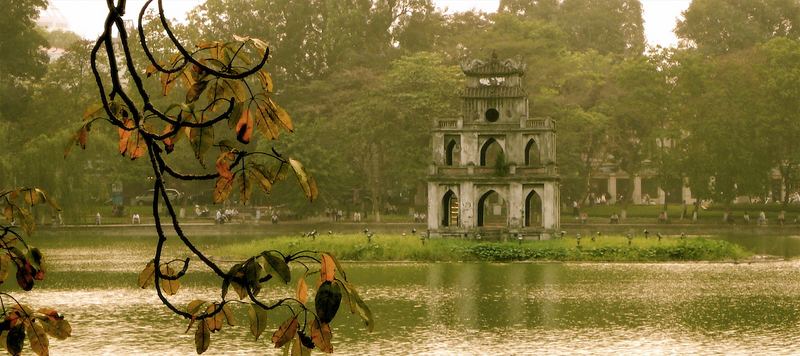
427;52;560;239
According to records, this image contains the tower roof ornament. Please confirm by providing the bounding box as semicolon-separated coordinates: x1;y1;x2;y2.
460;52;526;76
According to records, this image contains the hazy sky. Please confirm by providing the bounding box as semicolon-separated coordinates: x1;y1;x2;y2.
44;0;690;47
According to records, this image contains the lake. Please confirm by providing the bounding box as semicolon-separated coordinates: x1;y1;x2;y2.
15;232;800;355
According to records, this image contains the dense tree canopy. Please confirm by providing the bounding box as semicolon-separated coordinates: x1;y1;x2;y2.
6;0;800;218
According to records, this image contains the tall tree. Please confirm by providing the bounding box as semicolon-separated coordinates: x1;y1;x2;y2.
0;0;48;124
557;0;645;57
676;0;800;54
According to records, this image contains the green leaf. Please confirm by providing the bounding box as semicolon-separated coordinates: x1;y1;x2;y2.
314;281;341;324
247;304;268;340
337;280;374;332
6;325;24;355
189;126;214;166
262;251;290;284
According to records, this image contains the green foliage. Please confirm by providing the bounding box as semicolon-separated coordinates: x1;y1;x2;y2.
212;234;750;263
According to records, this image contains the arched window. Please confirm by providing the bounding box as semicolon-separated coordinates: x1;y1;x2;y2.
441;190;459;227
480;138;503;167
445;139;459;166
525;139;540;166
477;190;507;227
525;190;543;227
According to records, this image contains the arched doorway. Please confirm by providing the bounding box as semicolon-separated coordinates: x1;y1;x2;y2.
441;190;459;227
477;190;507;227
525;139;540;166
525;190;543;227
445;139;459;166
480;138;503;166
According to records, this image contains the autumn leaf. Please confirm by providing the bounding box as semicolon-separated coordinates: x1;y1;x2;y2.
268;99;293;132
195;320;211;354
39;315;71;340
118;119;134;155
215;152;235;179
249;166;273;195
221;304;236;326
271;316;298;348
213;174;236;204
310;318;333;353
235;108;254;144
0;255;10;284
187;300;206;316
238;171;254;204
186;80;209;103
159;265;181;295
137;261;156;289
296;274;308;305
145;63;157;77
289;158;317;202
257;70;273;93
15;260;35;291
320;253;335;283
26;320;49;356
315;281;342;324
126;130;148;160
204;304;224;332
82;102;105;120
247;304;268;340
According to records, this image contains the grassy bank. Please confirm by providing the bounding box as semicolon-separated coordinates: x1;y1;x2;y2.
212;234;752;262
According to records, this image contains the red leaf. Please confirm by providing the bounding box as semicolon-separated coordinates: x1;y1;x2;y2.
118;119;133;155
236;109;253;144
310;319;333;353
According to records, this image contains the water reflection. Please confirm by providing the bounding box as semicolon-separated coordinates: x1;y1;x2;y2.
15;246;800;355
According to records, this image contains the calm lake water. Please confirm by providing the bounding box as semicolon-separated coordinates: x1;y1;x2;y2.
10;233;800;356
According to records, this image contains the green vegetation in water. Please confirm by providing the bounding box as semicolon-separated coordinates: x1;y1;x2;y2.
213;234;752;262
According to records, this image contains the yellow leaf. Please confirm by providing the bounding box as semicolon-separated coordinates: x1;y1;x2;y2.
82;103;104;120
257;70;273;92
205;303;225;332
195;320;211;354
137;261;156;289
187;300;206;316
26;321;49;356
213;174;236;204
222;304;236;326
248;304;268;340
0;254;9;284
288;158;316;202
159;265;181;295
